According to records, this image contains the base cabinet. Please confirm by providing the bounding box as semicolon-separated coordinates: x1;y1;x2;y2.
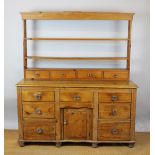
17;80;137;147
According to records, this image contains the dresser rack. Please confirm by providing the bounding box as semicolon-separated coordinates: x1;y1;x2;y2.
21;12;134;81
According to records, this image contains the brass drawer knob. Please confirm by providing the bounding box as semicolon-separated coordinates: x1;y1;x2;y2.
35;108;41;115
87;73;92;77
111;128;119;135
111;95;118;101
64;120;67;125
73;95;81;101
113;74;118;78
34;73;40;77
111;109;117;116
34;93;42;100
36;128;43;134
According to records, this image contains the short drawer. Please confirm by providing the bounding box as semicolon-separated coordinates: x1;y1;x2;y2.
99;104;130;120
50;70;76;80
60;91;93;102
104;70;129;80
25;70;49;80
98;121;130;141
23;102;55;118
77;70;102;80
22;90;55;101
24;119;55;140
99;90;131;103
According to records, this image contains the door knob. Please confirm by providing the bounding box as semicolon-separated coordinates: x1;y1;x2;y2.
64;120;67;125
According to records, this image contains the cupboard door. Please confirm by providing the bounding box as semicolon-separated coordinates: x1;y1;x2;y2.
63;108;92;140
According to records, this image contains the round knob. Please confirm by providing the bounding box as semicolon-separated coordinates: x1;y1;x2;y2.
111;128;119;135
36;128;43;134
34;93;42;100
111;95;118;101
73;95;81;101
87;73;92;77
111;109;117;116
35;108;41;115
113;74;118;78
35;73;40;77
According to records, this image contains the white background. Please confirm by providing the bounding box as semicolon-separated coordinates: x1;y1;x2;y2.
4;0;150;131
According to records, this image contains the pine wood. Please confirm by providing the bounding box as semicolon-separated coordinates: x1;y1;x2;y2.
23;102;55;118
98;121;130;141
21;12;134;20
50;70;76;80
21;12;134;80
63;108;92;140
23;118;56;140
17;12;138;147
24;69;129;81
99;103;131;120
22;90;55;101
17;80;137;147
26;37;129;41
25;70;50;80
26;56;128;61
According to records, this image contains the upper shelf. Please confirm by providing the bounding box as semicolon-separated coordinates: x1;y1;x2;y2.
21;11;135;20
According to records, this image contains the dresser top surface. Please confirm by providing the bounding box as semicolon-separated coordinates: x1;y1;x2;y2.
16;80;138;88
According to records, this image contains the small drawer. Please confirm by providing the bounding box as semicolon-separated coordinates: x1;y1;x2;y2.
60;91;93;102
25;70;49;80
98;121;130;141
23;102;55;118
24;119;56;140
50;70;76;80
77;70;102;80
99;90;131;103
99;104;130;120
104;70;129;80
22;90;55;101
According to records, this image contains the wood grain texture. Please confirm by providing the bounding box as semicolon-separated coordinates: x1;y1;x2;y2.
23;118;56;140
63;108;92;140
22;90;55;101
98;121;130;141
99;103;131;120
98;90;132;103
23;102;55;118
21;12;134;20
17;80;138;88
25;70;50;80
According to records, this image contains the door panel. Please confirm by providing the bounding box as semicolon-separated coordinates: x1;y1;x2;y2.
63;108;92;140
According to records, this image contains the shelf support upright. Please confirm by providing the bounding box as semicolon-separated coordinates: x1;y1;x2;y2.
23;19;27;78
127;20;132;79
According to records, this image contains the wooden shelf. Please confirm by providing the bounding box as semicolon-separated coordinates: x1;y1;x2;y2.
25;38;129;41
26;56;128;61
21;11;134;20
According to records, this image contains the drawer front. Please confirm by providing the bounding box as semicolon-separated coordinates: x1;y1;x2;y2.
77;70;102;80
50;70;76;80
60;91;93;102
99;104;130;119
25;70;49;80
22;90;55;101
23;102;55;118
98;121;130;141
99;90;131;103
24;119;55;140
104;71;129;80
